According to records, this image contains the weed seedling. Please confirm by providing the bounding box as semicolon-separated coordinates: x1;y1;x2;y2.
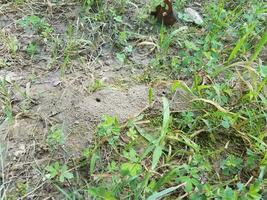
18;15;53;38
45;162;73;183
87;79;105;93
47;126;64;150
26;42;38;58
97;115;120;146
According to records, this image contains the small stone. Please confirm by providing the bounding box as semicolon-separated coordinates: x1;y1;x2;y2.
53;80;62;87
0;71;22;83
26;82;31;96
14;144;26;157
185;8;204;25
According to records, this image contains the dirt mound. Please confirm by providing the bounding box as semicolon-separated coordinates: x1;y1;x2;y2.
78;85;148;121
0;69;151;157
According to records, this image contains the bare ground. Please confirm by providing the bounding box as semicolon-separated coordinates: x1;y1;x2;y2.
0;1;193;198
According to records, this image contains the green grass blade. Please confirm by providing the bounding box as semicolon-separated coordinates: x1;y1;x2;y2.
250;30;267;62
148;87;154;106
228;24;255;62
90;152;99;176
147;183;185;200
153;168;178;191
161;97;170;137
151;97;170;170
151;145;162;170
54;184;72;200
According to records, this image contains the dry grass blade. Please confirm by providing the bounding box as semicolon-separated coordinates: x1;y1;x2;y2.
190;98;246;120
0;144;6;199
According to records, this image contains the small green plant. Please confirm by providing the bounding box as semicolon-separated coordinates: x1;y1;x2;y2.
60;24;85;76
83;0;102;8
87;79;105;93
158;26;186;55
45;162;73;183
46;126;64;150
173;0;187;10
116;52;126;64
18;15;53;38
88;187;117;200
220;155;243;176
97;115;120;146
26;42;38;58
15;181;28;198
15;0;25;4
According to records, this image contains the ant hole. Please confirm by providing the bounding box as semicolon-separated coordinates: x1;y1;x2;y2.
96;98;101;102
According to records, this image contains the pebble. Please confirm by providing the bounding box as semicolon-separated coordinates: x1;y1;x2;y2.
185;8;204;25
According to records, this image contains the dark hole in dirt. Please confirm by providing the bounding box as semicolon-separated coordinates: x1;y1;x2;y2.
95;98;101;102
